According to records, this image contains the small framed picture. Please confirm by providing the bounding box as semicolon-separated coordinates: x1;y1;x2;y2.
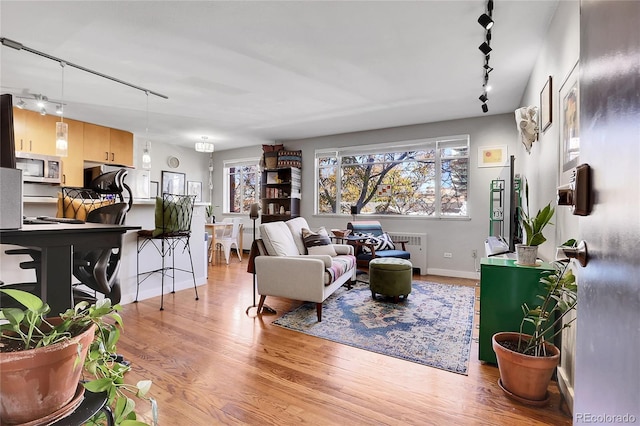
187;180;202;202
150;181;159;197
478;145;508;168
560;62;580;172
540;75;553;132
161;171;186;195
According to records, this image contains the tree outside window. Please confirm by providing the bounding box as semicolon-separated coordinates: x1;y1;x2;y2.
316;137;469;217
224;160;260;214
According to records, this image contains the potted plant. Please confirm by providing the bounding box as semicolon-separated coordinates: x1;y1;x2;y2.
0;289;157;425
492;246;578;404
515;182;555;265
205;204;215;223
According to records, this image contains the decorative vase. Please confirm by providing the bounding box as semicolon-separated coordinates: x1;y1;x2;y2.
492;332;560;404
0;319;95;425
515;244;538;266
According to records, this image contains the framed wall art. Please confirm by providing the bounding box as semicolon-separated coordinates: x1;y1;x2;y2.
559;62;580;172
540;75;553;132
150;181;159;198
187;180;202;202
161;170;186;195
478;145;508;168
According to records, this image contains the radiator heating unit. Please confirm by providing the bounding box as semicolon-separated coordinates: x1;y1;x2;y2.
388;232;428;275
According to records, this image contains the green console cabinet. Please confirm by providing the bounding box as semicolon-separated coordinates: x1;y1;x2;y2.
478;257;553;364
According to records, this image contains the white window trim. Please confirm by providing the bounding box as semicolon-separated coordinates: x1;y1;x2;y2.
315;135;470;218
223;157;261;214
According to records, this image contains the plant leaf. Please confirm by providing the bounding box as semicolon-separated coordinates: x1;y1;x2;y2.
83;378;113;392
0;289;44;311
136;380;152;397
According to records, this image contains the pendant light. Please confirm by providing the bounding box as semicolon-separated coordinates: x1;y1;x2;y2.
141;91;152;169
55;61;68;157
195;136;214;153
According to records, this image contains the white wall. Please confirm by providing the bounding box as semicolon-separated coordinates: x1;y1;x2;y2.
133;136;212;203
213;113;519;279
516;0;580;411
516;0;580;261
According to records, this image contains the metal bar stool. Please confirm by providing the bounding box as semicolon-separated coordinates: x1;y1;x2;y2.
135;193;199;310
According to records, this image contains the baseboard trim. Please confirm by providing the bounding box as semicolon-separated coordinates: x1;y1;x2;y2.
121;276;207;305
428;268;480;280
557;365;574;415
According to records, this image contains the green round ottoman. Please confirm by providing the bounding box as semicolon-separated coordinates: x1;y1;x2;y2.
369;258;413;302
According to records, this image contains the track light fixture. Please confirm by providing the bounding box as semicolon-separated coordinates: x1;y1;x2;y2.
478;13;494;30
35;94;47;108
16;98;26;109
479;42;492;56
476;0;495;111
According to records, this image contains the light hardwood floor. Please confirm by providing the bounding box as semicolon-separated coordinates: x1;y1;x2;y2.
117;256;572;425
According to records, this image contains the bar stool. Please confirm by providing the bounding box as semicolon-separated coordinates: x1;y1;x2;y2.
135;194;199;310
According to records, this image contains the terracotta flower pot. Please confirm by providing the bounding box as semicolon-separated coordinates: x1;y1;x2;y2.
492;332;560;403
0;318;95;425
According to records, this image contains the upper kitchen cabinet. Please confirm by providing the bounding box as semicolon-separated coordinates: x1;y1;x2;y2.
13;108;57;155
84;123;133;167
61;118;85;187
108;128;134;167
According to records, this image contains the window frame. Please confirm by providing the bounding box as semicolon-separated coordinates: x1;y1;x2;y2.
223;157;261;215
314;135;470;219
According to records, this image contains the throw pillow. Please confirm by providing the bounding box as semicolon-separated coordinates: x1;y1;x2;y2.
302;227;337;256
356;232;396;253
276;150;302;168
152;196;193;237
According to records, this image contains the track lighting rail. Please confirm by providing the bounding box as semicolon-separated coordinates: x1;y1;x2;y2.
1;37;168;100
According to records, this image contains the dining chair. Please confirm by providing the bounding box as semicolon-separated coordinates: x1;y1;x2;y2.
217;218;243;264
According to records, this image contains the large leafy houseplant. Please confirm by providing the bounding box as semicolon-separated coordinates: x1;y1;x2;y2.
0;289;157;425
517;253;578;355
515;182;555;266
492;240;578;403
520;202;555;247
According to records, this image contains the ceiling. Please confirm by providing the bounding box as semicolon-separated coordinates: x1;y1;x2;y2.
0;1;558;152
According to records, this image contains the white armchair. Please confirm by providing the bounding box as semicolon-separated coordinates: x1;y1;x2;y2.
255;217;356;321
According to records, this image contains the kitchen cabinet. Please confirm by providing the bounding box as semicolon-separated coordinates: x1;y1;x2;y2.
108;128;133;167
13;108;58;155
260;167;301;223
478;257;554;364
60;118;84;187
83;124;133;167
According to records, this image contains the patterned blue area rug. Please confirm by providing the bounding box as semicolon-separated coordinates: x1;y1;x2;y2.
273;280;475;374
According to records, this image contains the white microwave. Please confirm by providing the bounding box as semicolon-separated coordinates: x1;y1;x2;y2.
15;152;62;184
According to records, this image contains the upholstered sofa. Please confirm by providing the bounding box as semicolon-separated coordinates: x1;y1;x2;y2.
255;217;356;321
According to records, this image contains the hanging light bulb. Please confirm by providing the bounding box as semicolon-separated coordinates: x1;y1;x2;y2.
142;141;152;169
142;91;152;169
56;61;68;157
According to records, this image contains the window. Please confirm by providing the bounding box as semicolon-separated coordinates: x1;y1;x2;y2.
223;158;260;214
316;136;469;217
